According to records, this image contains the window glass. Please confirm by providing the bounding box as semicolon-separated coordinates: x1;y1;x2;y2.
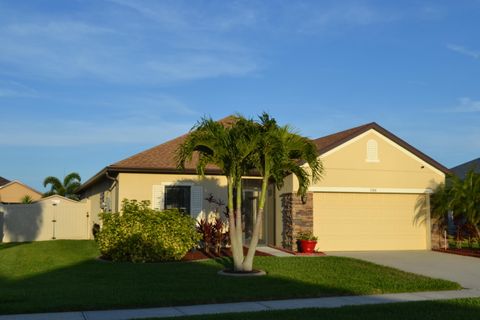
164;186;191;214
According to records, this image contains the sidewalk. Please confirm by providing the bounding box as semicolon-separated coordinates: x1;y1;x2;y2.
1;289;480;320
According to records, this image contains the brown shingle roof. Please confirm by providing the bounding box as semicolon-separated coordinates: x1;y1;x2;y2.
108;115;237;174
313;122;375;154
78;118;449;193
0;176;10;187
450;157;480;178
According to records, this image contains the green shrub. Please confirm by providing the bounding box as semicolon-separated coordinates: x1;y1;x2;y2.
297;231;318;241
97;199;201;262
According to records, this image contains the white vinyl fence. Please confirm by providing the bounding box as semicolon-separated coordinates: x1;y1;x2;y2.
0;195;90;243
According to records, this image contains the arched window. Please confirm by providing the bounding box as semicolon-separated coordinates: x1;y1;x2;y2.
366;139;379;162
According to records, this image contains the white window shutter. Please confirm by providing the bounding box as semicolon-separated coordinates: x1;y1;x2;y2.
190;186;203;218
152;185;165;210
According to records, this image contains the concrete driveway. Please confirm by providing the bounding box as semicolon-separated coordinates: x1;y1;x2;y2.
328;250;480;289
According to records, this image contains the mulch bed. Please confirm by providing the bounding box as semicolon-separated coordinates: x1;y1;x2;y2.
433;248;480;259
268;245;326;256
182;247;271;261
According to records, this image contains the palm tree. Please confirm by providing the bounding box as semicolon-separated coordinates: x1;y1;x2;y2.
429;182;452;237
241;113;323;270
43;172;82;200
177;116;259;270
449;170;480;237
431;170;480;238
177;114;322;272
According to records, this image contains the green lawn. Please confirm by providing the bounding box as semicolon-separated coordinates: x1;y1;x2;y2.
0;240;460;315
157;298;480;320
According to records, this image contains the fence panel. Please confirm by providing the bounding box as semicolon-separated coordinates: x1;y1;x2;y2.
0;196;90;243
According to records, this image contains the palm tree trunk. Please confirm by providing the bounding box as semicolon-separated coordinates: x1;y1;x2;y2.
227;178;243;271
242;177;268;271
232;178;244;271
474;224;480;239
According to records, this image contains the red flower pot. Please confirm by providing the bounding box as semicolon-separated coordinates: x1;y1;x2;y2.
298;240;317;253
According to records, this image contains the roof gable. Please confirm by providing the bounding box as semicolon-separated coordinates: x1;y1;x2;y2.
37;194;79;204
312;122;450;174
0;180;42;195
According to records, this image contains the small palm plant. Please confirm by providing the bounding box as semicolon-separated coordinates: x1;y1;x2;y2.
43;172;81;200
20;195;34;204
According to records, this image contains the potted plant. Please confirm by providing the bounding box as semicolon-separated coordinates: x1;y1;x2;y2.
297;232;318;253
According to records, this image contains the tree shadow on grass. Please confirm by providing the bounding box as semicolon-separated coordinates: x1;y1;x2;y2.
0;250;460;316
0;241;29;251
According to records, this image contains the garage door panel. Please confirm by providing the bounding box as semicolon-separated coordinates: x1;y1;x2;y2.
313;193;427;251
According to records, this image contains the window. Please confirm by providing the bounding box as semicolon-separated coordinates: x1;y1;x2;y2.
164;186;191;214
152;184;203;217
366;139;379;162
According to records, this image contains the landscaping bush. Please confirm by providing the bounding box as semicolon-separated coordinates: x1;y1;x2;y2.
97;199;201;262
197;217;229;254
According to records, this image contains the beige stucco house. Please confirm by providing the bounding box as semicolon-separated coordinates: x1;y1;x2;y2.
77;119;449;252
0;177;42;203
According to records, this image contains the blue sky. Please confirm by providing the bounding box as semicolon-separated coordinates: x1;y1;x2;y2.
1;0;479;191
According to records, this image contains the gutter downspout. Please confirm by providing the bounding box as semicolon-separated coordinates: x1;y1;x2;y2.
105;171;119;212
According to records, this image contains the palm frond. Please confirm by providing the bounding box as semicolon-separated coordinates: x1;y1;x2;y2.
63;172;81;187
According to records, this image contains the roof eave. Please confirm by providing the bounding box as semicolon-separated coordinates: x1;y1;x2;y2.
107;166;224;175
76;166;227;193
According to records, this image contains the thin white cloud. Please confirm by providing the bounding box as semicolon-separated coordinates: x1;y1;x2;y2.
0;91;201;146
0;2;450;84
0;4;260;84
0;118;191;147
145;54;257;81
452;97;480;112
430;97;480;113
288;2;402;33
0;81;37;98
447;44;480;60
4;21;115;38
107;0;260;32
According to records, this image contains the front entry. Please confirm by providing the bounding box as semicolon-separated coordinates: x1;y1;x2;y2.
243;189;266;244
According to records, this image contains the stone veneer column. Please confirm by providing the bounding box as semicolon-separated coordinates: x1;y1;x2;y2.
280;192;313;251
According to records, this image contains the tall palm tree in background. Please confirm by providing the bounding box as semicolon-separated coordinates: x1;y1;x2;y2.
177;114;322;272
43;172;82;200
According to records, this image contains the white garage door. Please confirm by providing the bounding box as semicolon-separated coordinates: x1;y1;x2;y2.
313;193;428;251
